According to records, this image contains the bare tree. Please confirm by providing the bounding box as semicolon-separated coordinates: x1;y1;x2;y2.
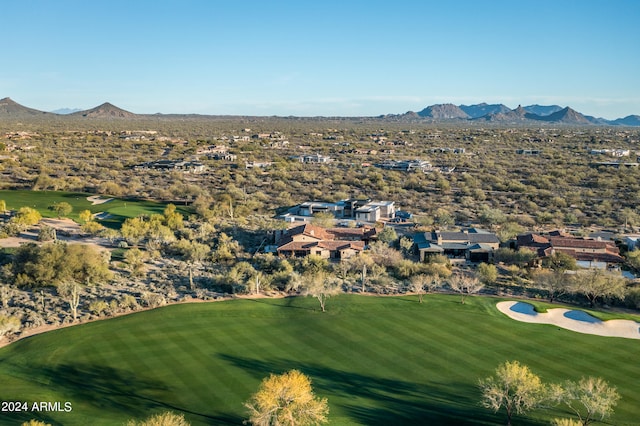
303;272;341;312
448;273;484;304
409;274;440;303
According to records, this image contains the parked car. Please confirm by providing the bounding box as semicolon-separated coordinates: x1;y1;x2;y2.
395;210;413;219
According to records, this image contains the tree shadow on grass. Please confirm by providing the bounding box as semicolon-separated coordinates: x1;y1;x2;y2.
218;354;546;425
245;296;316;312
37;363;240;425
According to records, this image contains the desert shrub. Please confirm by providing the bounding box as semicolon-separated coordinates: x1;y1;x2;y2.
119;294;139;311
142;292;165;308
89;300;109;316
0;314;21;337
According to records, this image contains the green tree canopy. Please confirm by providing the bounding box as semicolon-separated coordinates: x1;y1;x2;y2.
48;201;73;218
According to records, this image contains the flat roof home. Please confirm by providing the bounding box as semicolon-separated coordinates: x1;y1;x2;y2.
414;228;500;263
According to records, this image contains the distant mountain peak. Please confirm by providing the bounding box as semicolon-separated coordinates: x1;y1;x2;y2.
418;103;468;119
612;115;640;126
51;107;82;115
522;104;564;116
459;103;511;119
537;106;591;124
0;97;50;117
72;102;137;118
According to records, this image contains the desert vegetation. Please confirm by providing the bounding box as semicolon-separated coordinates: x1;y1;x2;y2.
1;116;640;424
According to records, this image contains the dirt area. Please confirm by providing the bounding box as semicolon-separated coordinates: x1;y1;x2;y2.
0;218;110;251
41;217;82;234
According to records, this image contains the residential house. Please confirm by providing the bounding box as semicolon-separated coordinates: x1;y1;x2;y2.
516;232;624;269
592;162;639;168
296;201;346;218
245;161;272;169
275;223;377;260
281;199;395;223
414;228;500;263
374;159;432;172
293;154;332;164
354;201;395;223
210;152;237;161
590;149;631;157
133;159;205;174
624;235;640;251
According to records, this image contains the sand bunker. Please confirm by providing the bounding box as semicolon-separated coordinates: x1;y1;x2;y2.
87;195;113;205
496;301;640;340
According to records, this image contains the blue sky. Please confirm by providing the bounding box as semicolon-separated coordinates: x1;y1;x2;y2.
2;0;639;118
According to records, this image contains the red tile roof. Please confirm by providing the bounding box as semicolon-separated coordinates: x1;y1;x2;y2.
549;237;616;250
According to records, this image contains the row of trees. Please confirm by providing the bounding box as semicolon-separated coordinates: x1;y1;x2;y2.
533;268;628;307
480;360;619;426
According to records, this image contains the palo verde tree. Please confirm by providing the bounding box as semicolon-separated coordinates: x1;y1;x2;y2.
291;271;341;312
533;269;569;303
126;411;190;426
48;201;73;218
479;360;547;426
555;377;620;426
172;238;210;290
244;369;329;426
571;269;628;308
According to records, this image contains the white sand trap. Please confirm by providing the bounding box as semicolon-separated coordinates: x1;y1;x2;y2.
93;212;112;220
87;195;114;205
497;301;640;340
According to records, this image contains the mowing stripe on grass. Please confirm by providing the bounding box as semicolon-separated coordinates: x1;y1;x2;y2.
2;295;640;426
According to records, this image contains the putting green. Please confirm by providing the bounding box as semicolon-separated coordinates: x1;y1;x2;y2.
0;295;638;425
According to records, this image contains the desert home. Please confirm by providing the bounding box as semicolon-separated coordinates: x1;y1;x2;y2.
517;231;625;269
280;198;396;223
274;223;377;260
413;228;500;263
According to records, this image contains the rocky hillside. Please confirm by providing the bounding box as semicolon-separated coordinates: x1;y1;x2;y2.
417;103;468;119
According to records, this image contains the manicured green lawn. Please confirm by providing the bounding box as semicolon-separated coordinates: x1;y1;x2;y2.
0;190;190;227
0;295;639;425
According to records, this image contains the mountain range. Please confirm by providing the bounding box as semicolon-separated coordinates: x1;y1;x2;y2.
1;97;639;126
